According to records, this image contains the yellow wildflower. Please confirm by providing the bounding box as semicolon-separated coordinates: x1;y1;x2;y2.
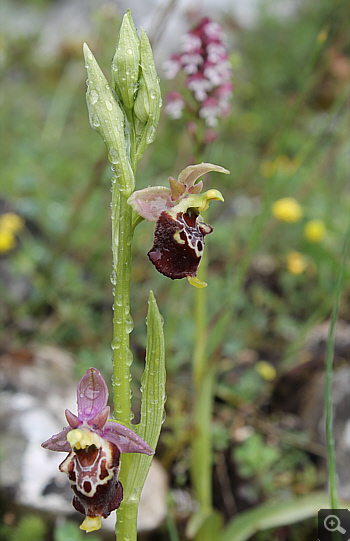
317;29;328;43
0;212;25;234
0;230;16;254
275;155;300;175
260;160;276;179
304;219;326;243
255;361;276;381
272;197;303;223
287;251;307;275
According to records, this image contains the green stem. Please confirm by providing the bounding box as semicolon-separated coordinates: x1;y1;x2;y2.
111;186;135;540
325;222;350;510
111;187;133;429
191;250;215;540
193;253;208;385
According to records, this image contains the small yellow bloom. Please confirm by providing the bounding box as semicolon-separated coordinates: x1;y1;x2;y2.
304;219;326;243
256;361;276;381
317;29;328;43
260;160;276;179
272;197;303;223
287;251;307;275
0;212;25;234
275;155;291;173
0;230;16;253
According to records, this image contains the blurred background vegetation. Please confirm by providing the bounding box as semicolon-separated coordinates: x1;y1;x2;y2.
1;0;349;540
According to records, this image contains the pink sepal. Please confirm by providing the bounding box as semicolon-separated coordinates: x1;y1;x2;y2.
88;406;110;430
65;409;81;428
41;426;71;452
178;163;228;189
103;422;154;456
127;186;173;222
77;368;108;421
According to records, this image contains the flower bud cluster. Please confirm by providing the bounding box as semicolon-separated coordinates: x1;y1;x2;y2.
163;17;233;128
84;10;161;195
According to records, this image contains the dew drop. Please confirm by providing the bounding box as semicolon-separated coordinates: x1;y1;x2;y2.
105;99;113;111
114;376;121;386
146;126;156;144
110;270;117;285
111;337;121;350
125;314;134;334
126;349;133;366
90;89;98;104
115;402;122;414
108;148;119;165
91;115;100;128
149;89;156;99
85;385;100;400
126;48;133;55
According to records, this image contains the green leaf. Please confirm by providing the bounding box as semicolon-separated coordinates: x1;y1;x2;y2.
83;42;134;195
222;492;335;541
186;510;223;540
122;290;166;502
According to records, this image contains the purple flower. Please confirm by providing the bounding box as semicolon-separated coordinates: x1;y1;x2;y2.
127;163;229;288
42;368;153;532
163;17;233;128
164;91;185;119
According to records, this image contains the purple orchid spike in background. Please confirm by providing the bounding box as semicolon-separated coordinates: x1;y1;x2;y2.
42;368;154;532
163;17;233;129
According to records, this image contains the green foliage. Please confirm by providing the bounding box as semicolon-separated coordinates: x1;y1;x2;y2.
233;433;281;479
10;516;46;541
54;520;100;541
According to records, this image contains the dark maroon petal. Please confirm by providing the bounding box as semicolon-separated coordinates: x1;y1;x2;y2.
60;438;123;519
148;210;212;280
103;423;154;456
77;368;108;421
87;406;110;430
41;426;71;452
65;409;82;429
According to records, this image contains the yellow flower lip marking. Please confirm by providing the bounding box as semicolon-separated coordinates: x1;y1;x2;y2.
67;428;101;450
175;189;224;215
187;275;207;288
80;516;102;532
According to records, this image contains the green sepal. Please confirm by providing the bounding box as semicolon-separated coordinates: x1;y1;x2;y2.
121;291;166;504
111;10;141;111
134;29;162;165
83;42;135;195
133;74;149;123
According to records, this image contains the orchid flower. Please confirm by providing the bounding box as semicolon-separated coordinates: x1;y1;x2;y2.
42;368;154;533
127;163;229;287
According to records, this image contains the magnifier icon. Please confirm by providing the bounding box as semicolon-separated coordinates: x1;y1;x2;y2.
324;514;346;534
